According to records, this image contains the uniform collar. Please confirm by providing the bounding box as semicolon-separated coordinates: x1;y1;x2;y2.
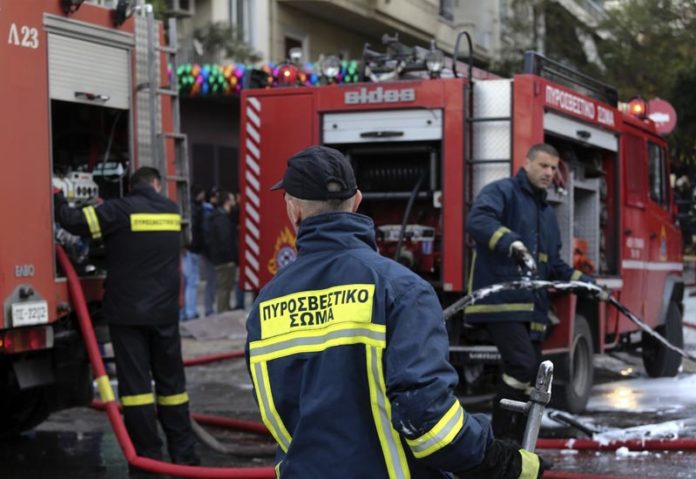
516;168;548;203
128;184;160;198
296;212;377;254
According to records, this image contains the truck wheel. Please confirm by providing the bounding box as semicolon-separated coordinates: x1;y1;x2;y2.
551;315;594;414
0;387;50;438
642;301;683;378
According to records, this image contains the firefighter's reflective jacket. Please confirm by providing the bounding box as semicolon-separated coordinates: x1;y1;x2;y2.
465;168;590;327
54;185;181;325
245;213;493;479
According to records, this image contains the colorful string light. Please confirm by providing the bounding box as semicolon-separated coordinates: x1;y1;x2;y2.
173;60;362;97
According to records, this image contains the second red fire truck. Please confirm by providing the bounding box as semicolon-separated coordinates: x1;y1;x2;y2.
238;35;684;413
0;0;186;434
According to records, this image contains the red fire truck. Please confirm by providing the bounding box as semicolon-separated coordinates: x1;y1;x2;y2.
238;35;684;413
0;0;187;434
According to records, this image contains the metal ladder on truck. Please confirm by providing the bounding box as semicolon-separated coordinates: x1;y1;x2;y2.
451;32;514;288
446;32;513;358
135;5;192;244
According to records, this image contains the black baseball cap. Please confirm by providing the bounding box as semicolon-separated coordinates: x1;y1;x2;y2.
271;146;358;200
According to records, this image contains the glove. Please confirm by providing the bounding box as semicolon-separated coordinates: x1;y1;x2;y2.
457;439;545;479
579;277;610;302
592;284;611;302
509;241;537;275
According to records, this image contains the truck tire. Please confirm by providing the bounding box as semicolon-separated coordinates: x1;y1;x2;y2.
0;387;50;438
551;315;594;414
642;301;683;378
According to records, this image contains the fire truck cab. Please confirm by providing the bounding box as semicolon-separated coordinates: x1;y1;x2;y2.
238;36;684;414
0;0;185;434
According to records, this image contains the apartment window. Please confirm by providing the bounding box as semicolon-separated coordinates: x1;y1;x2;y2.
284;35;305;62
440;0;455;21
230;0;252;42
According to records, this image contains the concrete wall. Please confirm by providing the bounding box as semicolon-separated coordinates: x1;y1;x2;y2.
269;0;504;67
272;3;380;62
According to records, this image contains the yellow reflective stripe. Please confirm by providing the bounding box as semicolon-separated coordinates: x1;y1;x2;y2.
539;253;548;263
366;345;410;479
502;373;530;392
406;400;465;458
519;449;540;479
464;303;534;314
530;322;546;332
82;206;102;240
157;392;189;406
467;252;477;294
571;270;583;281
249;322;385;363
251;361;292;452
96;375;115;403
121;392;155;407
130;213;181;232
488;226;511;251
274;462;281;478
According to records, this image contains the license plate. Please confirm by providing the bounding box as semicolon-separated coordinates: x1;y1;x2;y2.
11;301;49;327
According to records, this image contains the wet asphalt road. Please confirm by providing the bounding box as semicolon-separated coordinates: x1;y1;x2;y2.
1;308;696;478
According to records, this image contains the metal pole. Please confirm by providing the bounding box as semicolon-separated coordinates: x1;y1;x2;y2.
499;360;553;452
145;5;160;178
521;360;553;451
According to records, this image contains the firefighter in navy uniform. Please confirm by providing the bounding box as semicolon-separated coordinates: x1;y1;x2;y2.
466;144;599;444
245;146;544;478
54;167;199;469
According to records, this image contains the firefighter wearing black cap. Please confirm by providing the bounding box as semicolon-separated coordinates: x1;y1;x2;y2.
54;167;199;468
245;145;544;478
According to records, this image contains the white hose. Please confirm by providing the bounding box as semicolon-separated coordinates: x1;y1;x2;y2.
443;280;696;363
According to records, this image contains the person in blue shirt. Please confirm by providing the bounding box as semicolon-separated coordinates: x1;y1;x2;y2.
180;185;205;321
245;145;544;479
201;188;218;316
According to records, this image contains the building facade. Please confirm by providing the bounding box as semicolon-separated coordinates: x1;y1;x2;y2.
167;0;607;191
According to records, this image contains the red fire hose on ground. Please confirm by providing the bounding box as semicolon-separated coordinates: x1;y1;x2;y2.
543;473;637;479
538;438;696;478
57;245;275;479
183;351;245;366
537;437;696;451
90;401;271;438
